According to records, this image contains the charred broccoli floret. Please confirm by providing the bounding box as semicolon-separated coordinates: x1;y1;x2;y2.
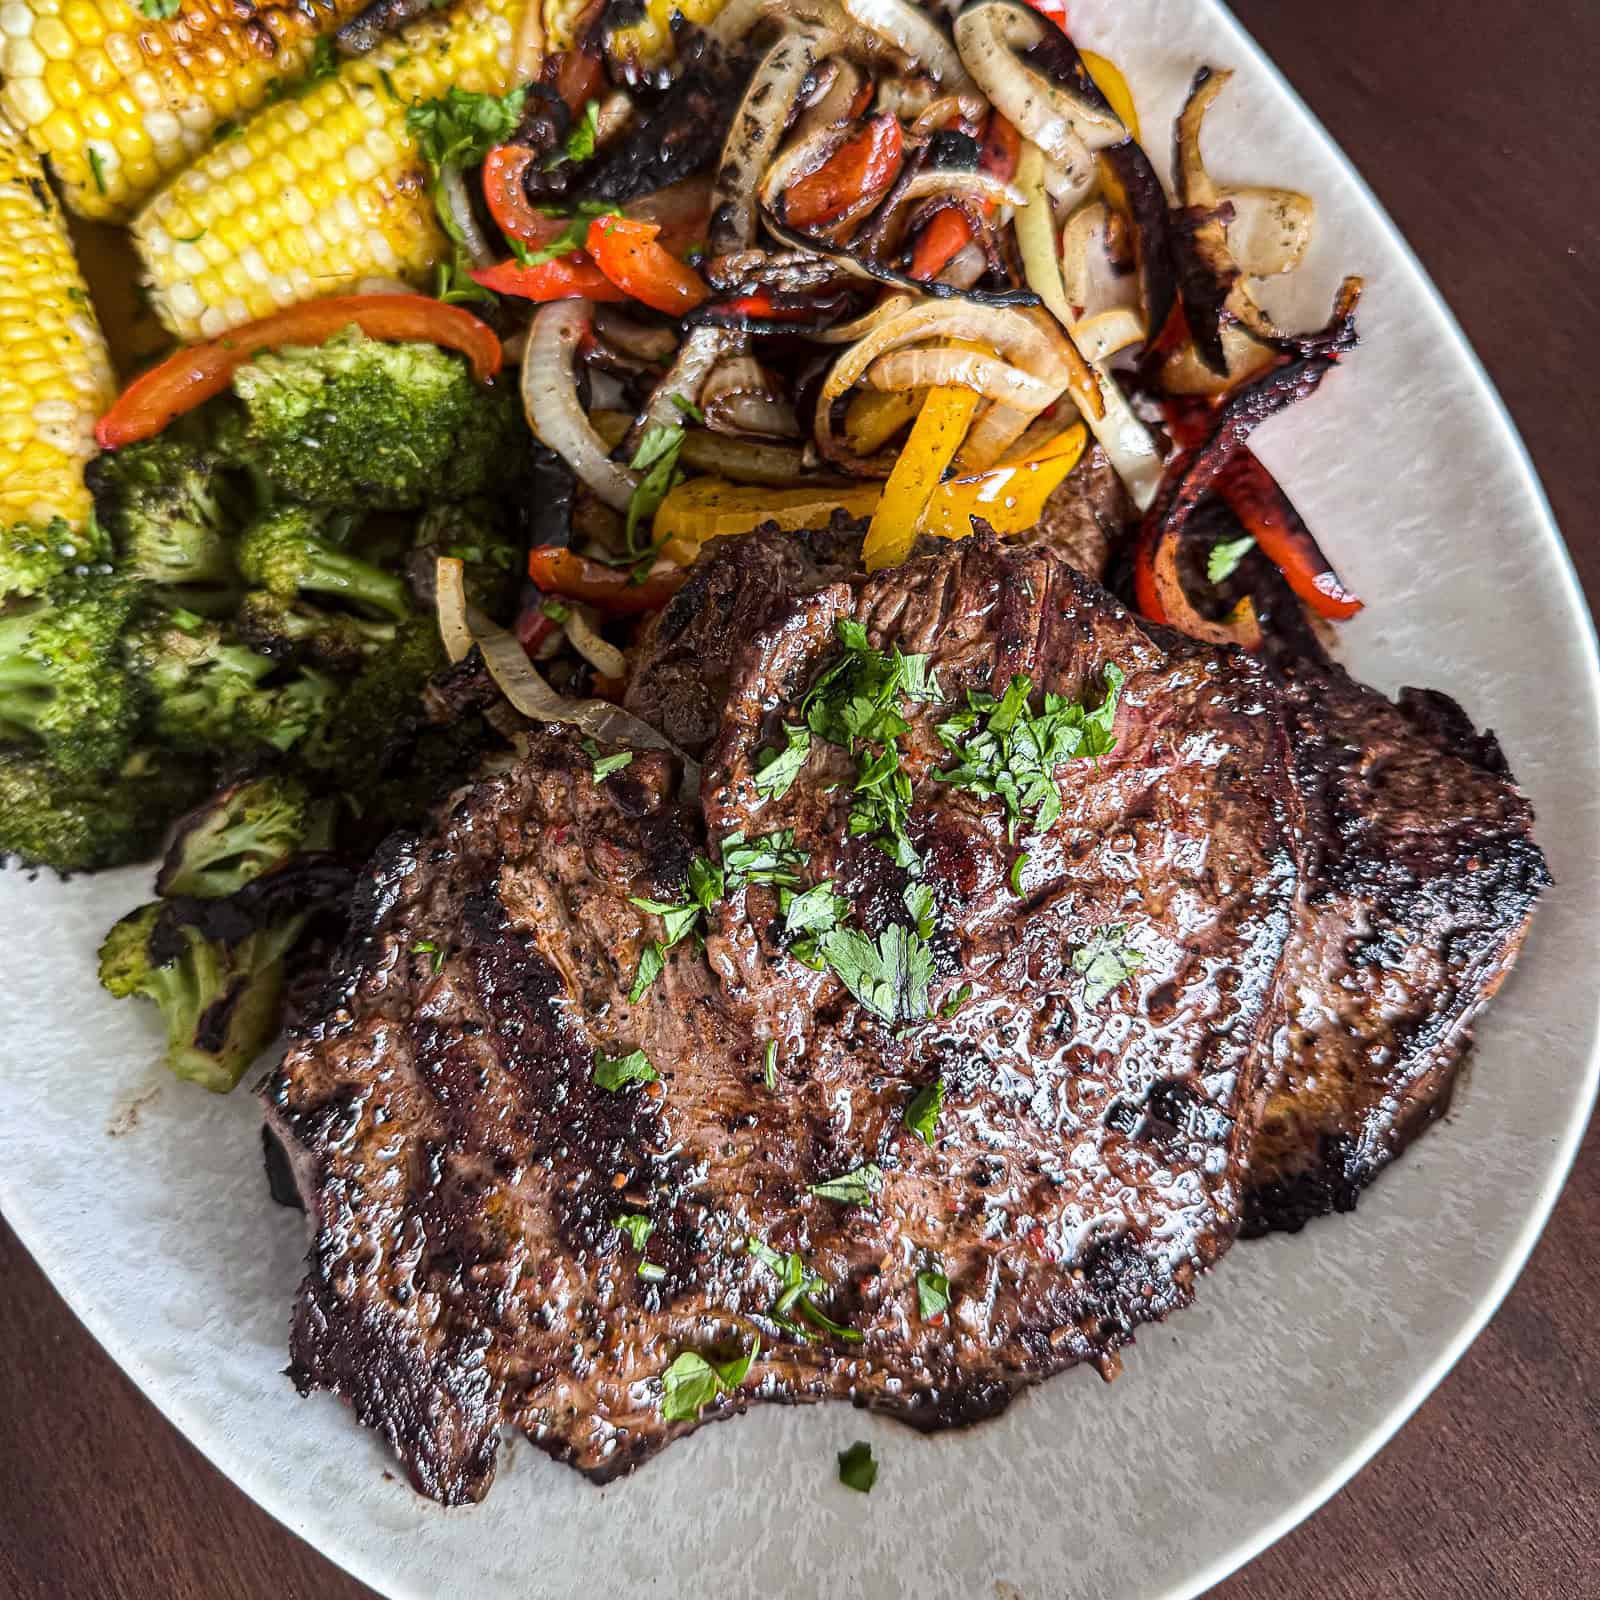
128;609;337;757
0;516;111;602
237;503;413;622
0;746;209;874
228;329;522;509
85;436;240;593
0;573;144;775
156;772;333;899
97;899;305;1092
235;589;397;672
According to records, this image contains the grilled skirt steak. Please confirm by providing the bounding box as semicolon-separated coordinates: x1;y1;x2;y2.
267;531;1545;1498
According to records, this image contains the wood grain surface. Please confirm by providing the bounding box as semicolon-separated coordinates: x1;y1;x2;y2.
3;3;1597;1596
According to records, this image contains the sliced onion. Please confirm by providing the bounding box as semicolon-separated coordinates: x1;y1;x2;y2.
954;0;1124;166
1015;140;1075;326
564;604;627;679
954;400;1042;471
524;302;638;512
702;356;801;437
938;239;988;290
1058;199;1110;317
794;57;866;144
625;175;715;233
1220;185;1315;277
435;556;475;665
510;0;545;85
593;306;679;364
809;290;918;344
440;164;495;268
867;347;1057;409
592;409;819;485
895;169;1028;208
629;323;739;445
909;94;973;137
1071;306;1144;365
839;0;982;110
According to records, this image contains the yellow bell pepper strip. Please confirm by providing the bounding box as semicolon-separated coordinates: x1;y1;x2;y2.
1080;52;1141;142
844;388;924;455
863;386;981;572
654;480;883;564
920;423;1087;541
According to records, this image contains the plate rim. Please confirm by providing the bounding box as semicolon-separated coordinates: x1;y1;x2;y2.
2;3;1598;1596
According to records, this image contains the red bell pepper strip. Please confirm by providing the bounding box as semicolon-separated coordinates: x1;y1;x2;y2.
1025;0;1069;30
527;547;687;615
96;295;502;449
553;48;606;117
783;113;904;231
481;144;571;248
471;254;628;301
909;110;1019;281
585;214;709;313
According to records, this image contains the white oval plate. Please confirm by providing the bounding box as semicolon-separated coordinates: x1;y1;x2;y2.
2;3;1597;1596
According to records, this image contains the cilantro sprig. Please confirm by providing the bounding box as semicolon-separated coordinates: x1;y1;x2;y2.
747;1237;863;1343
1207;534;1256;584
935;665;1124;840
1071;925;1145;1006
660;1335;759;1422
808;1163;883;1204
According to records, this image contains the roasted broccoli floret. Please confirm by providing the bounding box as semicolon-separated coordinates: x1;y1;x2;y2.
0;746;209;874
237;503;413;622
235;589;397;672
0;515;111;602
156;772;333;899
228;329;522;509
413;498;521;621
0;573;144;776
128;610;337;757
85;436;240;593
97;899;304;1092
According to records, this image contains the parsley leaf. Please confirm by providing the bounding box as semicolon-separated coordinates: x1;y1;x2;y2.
516;205;618;267
1207;534;1256;584
763;1038;778;1089
916;1267;950;1321
939;982;973;1019
616;1213;654;1250
629;940;665;1003
630;896;701;947
1071;925;1145;1006
306;34;337;83
819;923;933;1025
405;86;528;173
720;828;808;889
1010;851;1030;895
936;665;1125;840
593;1048;659;1091
809;1163;883;1204
137;0;181;17
837;1440;877;1493
903;1078;944;1144
582;738;634;781
754;723;811;799
625;424;688;552
659;1335;759;1422
410;938;446;976
562;98;601;163
746;1236;863;1343
637;1261;667;1281
85;145;108;196
540;597;571;622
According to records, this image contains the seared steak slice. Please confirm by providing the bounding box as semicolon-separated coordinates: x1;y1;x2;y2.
1027;443;1131;579
269;536;1304;1499
1244;640;1549;1234
624;517;861;756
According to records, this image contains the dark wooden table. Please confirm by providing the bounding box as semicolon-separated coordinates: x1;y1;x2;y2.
4;4;1598;1596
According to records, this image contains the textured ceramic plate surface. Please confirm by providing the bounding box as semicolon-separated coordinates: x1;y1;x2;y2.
3;3;1597;1597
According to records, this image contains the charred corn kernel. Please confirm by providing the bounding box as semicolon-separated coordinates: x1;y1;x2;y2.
654;479;883;562
0;0;372;222
0;119;114;532
920;423;1087;541
133;0;526;340
599;0;725;73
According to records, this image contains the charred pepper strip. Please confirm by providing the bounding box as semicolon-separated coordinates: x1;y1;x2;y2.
783;114;905;231
528;547;687;614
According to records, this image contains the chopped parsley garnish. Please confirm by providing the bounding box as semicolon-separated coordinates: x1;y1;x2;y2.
410;938;445;975
629;940;664;1003
916;1267;950;1321
378;67;401;102
754;722;811;799
659;1336;759;1422
593;1047;659;1091
1207;534;1256;584
85;145;107;196
516;204;620;267
540;597;571;622
779;879;850;968
808;1163;883;1204
637;1261;667;1282
632;830;809;958
763;1039;778;1089
903;1077;944;1145
747;1237;863;1343
936;665;1124;839
1071;925;1144;1006
306;35;338;83
1009;851;1030;896
669;393;704;424
616;1213;654;1251
137;0;180;16
837;1440;877;1493
818;920;933;1025
405;85;528;172
940;983;973;1019
625;423;688;552
582;738;634;781
556;98;601;164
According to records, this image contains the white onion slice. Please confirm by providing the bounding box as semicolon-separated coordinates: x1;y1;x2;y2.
439;164;495;268
867;347;1057;409
524;302;638;511
434;557;475;665
896;170;1028;208
1220;185;1316;277
564;605;627;680
839;0;982;109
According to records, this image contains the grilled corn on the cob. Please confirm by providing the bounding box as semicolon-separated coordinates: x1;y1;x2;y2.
0;118;114;539
556;0;726;72
0;0;371;222
133;0;524;341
